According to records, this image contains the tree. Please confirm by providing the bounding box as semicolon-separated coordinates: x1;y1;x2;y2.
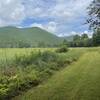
17;40;31;48
92;29;100;46
87;0;100;46
37;41;46;47
62;39;68;46
70;34;92;47
81;34;89;40
87;0;100;30
72;35;81;47
73;35;81;41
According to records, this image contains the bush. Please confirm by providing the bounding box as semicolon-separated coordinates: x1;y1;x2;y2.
0;50;76;99
56;45;69;53
14;51;58;68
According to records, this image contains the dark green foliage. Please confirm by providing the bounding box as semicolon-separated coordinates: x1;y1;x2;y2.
56;39;69;53
56;45;69;53
73;35;81;42
87;0;100;30
17;40;31;48
62;39;69;46
14;51;58;67
69;33;94;47
81;34;88;40
69;32;100;47
86;0;100;46
92;29;100;46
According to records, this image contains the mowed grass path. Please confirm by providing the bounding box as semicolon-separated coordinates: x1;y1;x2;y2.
14;51;100;100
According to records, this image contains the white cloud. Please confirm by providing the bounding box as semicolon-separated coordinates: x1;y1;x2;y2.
0;0;93;35
0;0;25;26
30;21;57;33
30;23;44;29
45;22;57;33
69;31;93;37
83;31;93;37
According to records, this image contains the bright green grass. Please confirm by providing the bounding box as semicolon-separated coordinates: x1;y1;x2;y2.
0;47;99;68
13;50;100;100
0;48;53;59
0;48;55;73
0;47;99;61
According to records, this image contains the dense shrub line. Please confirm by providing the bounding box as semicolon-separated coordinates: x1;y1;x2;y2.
0;50;76;100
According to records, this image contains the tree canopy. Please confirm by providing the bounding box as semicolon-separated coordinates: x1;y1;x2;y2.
87;0;100;30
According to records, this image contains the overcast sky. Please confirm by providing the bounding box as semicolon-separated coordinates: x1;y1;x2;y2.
0;0;93;36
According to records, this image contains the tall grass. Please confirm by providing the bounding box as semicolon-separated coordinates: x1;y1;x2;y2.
0;47;99;100
0;48;77;100
14;51;100;100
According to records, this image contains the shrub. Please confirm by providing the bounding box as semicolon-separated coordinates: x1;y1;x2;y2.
0;50;76;99
14;52;41;67
56;45;69;53
39;51;58;62
14;51;58;68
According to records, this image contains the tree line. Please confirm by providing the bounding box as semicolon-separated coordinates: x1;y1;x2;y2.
66;0;100;47
67;29;100;47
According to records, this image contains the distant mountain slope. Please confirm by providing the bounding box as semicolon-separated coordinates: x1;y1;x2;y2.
0;27;62;47
61;36;73;41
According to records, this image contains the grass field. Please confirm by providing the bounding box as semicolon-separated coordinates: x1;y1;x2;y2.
0;47;99;61
13;48;100;100
0;48;52;60
0;47;100;100
0;47;81;100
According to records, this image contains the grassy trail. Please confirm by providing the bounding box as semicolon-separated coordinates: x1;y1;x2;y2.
14;51;100;100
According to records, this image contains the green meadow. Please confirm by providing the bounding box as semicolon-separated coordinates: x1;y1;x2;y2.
0;47;100;100
14;51;100;100
0;0;100;100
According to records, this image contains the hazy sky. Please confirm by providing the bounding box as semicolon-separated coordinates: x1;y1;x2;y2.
0;0;92;36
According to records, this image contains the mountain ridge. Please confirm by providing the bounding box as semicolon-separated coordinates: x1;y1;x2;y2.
0;26;73;47
0;26;61;47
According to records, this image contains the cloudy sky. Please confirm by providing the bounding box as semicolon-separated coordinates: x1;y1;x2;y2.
0;0;92;36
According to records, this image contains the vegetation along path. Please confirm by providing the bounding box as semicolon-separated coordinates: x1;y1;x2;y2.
14;51;100;100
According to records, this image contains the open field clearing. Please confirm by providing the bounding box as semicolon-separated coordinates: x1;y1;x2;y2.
0;47;99;61
13;50;100;100
0;0;100;99
0;47;82;100
0;48;54;60
0;47;100;100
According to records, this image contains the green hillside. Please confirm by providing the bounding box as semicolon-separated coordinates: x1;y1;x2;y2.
61;35;74;41
0;27;62;47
